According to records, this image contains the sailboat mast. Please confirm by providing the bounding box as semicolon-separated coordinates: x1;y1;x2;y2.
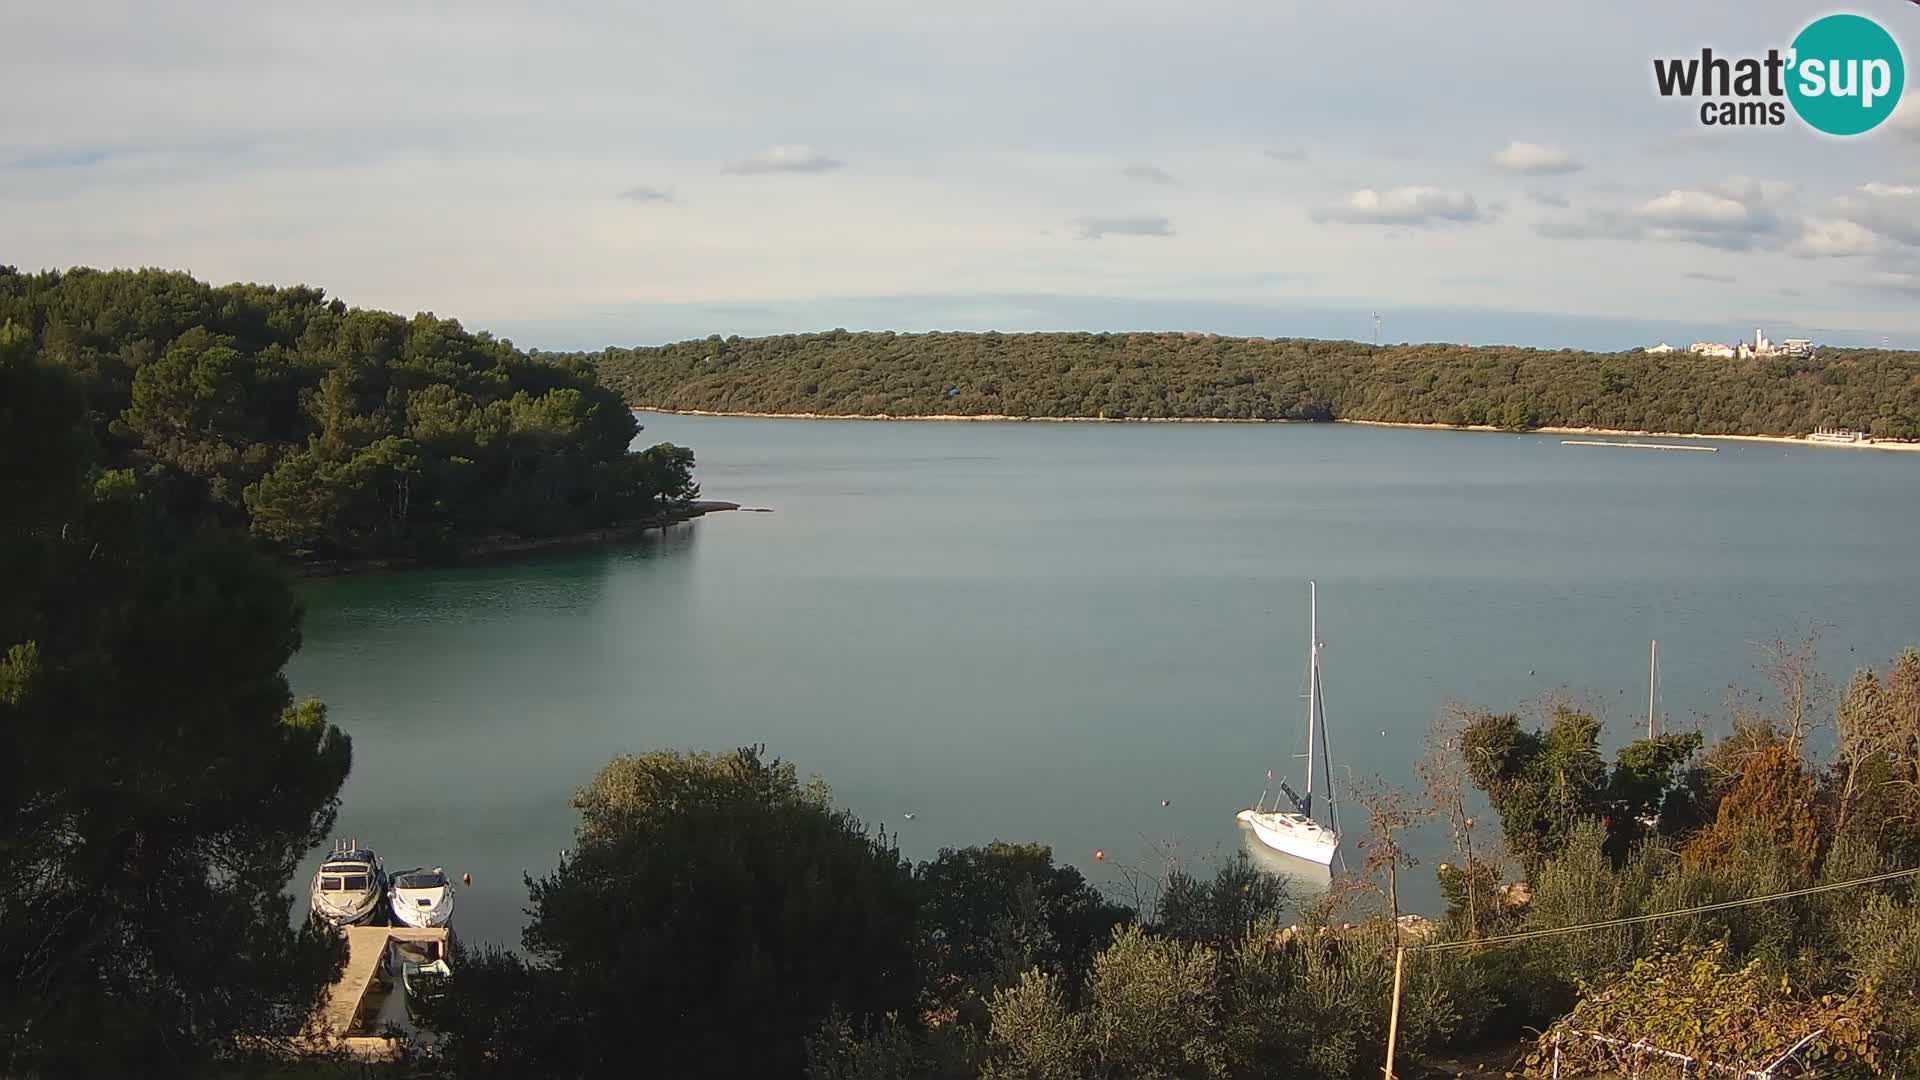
1304;581;1318;818
1648;639;1657;739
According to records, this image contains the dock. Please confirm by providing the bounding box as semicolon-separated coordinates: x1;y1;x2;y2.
1561;439;1718;452
308;925;451;1056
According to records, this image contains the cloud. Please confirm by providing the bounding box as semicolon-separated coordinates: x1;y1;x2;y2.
1526;190;1569;209
1685;271;1736;284
1492;141;1582;174
617;185;675;203
1263;148;1307;162
1310;186;1487;226
723;145;843;174
1070;214;1173;239
1822;182;1920;248
1120;164;1176;185
1889;98;1920;143
1536;177;1790;251
1793;218;1882;258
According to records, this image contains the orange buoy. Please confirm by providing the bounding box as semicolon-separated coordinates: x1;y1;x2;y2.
462;872;471;885
1094;849;1105;862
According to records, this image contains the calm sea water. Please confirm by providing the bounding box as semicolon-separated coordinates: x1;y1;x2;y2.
288;416;1920;943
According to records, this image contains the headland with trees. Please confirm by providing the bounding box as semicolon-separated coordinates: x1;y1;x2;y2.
0;266;700;573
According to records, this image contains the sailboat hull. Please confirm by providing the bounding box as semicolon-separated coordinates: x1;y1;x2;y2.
1237;808;1340;865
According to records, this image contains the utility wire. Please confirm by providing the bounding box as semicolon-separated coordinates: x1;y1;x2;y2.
1411;866;1919;954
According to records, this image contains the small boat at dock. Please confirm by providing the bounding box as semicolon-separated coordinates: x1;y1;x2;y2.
1809;427;1869;444
388;867;456;928
311;839;387;926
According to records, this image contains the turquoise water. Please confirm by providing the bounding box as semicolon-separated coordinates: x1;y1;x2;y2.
288;416;1920;943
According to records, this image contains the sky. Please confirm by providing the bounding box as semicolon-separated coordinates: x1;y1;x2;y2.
5;0;1920;351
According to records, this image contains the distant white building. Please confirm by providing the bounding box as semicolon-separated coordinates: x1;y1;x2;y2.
1663;329;1813;360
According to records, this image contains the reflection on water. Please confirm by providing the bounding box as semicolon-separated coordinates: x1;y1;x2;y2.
1236;821;1334;895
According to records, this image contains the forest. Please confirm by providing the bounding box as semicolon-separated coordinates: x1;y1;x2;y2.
0;267;697;564
580;330;1920;439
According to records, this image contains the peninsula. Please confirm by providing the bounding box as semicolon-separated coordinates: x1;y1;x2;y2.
0;267;704;571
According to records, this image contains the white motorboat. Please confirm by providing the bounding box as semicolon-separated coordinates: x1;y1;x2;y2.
1236;582;1343;867
387;867;456;929
310;838;386;926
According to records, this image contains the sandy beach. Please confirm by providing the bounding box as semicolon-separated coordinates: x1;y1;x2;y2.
634;408;1920;454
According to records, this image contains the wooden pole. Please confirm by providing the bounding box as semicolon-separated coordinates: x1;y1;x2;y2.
1383;944;1405;1079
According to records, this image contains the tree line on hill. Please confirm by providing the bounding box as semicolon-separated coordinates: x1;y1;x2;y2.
578;330;1920;439
0;267;697;565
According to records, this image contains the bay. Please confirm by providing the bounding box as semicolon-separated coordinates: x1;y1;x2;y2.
288;415;1920;943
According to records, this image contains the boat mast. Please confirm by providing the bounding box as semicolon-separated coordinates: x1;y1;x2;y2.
1648;639;1657;739
1304;581;1317;819
1317;652;1336;834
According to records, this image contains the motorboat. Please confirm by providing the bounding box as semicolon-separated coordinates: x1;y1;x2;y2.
311;838;386;926
387;866;456;929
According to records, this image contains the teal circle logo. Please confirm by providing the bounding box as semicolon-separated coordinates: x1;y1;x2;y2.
1787;14;1904;135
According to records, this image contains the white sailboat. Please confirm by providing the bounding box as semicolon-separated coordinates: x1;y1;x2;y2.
1236;582;1343;866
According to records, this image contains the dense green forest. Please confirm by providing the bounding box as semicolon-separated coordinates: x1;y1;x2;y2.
581;330;1920;438
0;267;697;563
3;320;354;1074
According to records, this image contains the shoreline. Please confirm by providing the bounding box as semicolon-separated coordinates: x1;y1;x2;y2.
634;407;1920;453
289;501;740;578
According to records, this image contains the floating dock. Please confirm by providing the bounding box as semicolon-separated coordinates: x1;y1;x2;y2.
1561;439;1717;452
309;925;452;1056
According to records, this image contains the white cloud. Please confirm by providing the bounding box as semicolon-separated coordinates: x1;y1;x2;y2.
1889;98;1920;143
1637;189;1751;229
1071;214;1173;239
1310;186;1486;226
1793;218;1881;258
1492;141;1581;175
1119;164;1176;185
1526;189;1569;209
1536;178;1790;251
723;145;843;174
1824;182;1920;248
